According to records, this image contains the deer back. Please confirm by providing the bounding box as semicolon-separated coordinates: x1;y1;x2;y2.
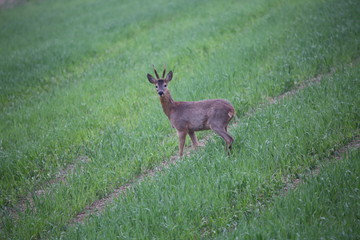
168;99;234;132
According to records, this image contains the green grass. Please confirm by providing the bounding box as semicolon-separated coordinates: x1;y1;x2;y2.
60;61;360;240
221;148;360;240
0;0;359;239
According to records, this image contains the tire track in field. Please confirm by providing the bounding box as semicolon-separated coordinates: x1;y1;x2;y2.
220;136;360;236
7;156;90;221
282;136;360;194
69;65;345;225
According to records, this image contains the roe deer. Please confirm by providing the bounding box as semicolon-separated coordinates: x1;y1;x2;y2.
147;66;235;156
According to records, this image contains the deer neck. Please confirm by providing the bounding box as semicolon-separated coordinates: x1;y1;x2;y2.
160;90;175;119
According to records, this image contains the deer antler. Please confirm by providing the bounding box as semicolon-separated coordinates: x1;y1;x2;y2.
162;64;166;78
152;64;160;79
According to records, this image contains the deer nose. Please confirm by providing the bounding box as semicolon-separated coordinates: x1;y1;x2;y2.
158;91;164;96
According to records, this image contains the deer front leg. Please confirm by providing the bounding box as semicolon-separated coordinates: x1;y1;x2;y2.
177;130;187;156
188;131;199;148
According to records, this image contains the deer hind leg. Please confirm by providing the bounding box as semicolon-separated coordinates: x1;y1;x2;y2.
188;131;199;148
177;130;187;157
211;126;234;153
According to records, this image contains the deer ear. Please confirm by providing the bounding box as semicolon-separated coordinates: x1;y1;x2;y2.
165;71;173;82
147;74;157;84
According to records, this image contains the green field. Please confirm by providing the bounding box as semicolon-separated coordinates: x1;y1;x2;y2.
0;0;359;239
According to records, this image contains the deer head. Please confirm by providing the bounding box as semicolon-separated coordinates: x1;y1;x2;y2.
147;65;173;96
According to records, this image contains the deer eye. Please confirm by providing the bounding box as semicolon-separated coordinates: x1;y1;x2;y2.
164;84;167;87
155;86;158;88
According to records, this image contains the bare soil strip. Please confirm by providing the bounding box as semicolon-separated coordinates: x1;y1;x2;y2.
70;66;344;224
244;67;335;119
71;155;179;224
282;136;360;194
9;156;90;220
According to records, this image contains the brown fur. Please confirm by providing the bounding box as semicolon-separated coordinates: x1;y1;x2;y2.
147;68;235;156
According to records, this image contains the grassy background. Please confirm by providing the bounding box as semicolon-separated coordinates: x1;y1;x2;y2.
0;0;359;239
221;148;360;240
62;61;360;240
